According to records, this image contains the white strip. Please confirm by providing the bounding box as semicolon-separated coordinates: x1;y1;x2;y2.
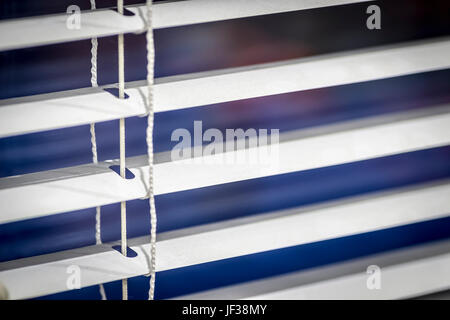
177;239;450;300
1;37;449;138
247;255;450;299
0;0;371;51
0;182;449;299
0;110;449;224
150;0;372;29
0;7;144;52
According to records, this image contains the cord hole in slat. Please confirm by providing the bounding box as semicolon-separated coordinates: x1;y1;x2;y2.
112;246;138;258
111;8;135;16
109;165;135;179
103;87;130;99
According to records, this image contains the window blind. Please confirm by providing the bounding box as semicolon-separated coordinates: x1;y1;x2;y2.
0;0;449;300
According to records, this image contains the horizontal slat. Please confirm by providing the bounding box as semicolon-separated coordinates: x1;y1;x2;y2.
1;107;449;224
177;239;450;300
0;0;371;51
149;0;372;29
1;181;449;299
0;7;144;52
1;37;449;138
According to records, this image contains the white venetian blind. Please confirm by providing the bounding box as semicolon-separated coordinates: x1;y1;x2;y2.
0;0;449;300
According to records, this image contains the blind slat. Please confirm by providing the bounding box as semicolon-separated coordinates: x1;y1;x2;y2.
178;239;450;300
0;0;372;51
0;108;449;224
1;37;449;138
1;181;448;299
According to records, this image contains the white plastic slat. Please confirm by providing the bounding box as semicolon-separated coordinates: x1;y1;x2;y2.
0;9;144;52
1;37;449;138
0;0;372;51
0;181;449;299
0;109;449;224
178;239;450;300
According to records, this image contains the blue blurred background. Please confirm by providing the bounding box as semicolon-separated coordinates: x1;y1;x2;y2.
0;0;450;299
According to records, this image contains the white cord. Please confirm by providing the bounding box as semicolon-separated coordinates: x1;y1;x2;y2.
89;0;107;302
116;0;128;301
145;0;157;301
91;0;155;301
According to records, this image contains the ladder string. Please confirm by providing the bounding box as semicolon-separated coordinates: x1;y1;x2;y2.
117;0;128;301
89;0;107;301
145;0;157;301
90;0;156;301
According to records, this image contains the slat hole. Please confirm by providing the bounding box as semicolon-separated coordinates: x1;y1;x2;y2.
112;246;138;258
103;88;130;99
111;8;135;16
109;165;135;179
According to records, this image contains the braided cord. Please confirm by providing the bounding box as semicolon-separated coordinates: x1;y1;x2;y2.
89;0;107;301
145;0;157;301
